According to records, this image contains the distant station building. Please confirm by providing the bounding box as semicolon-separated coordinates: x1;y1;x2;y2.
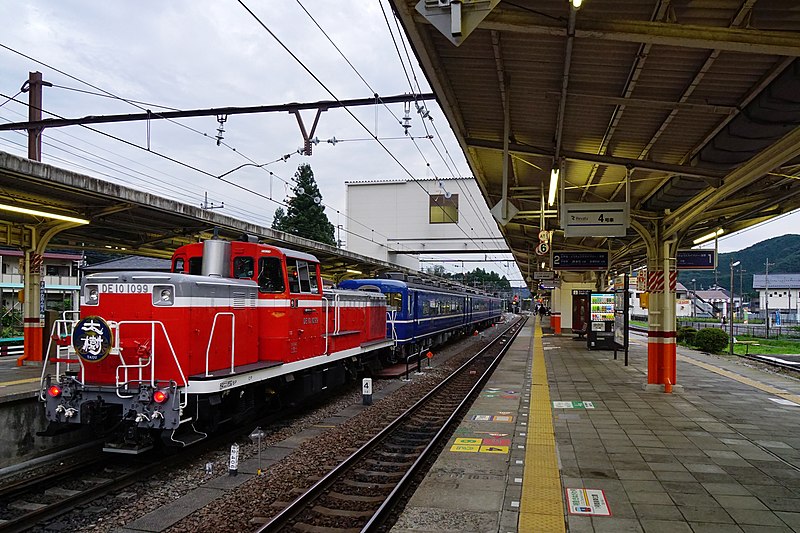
753;274;800;322
344;178;506;269
0;249;82;313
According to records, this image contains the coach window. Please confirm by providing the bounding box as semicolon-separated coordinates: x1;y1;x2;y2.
385;292;402;311
258;257;285;293
234;256;255;279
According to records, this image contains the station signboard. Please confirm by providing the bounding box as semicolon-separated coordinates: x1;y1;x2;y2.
552;251;609;271
677;249;716;270
533;271;555;280
562;202;629;238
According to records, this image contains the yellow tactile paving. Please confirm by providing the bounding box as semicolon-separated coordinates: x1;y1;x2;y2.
0;377;39;387
519;319;566;532
677;354;800;404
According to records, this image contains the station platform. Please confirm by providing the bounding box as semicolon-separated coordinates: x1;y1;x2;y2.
392;317;800;533
0;357;42;404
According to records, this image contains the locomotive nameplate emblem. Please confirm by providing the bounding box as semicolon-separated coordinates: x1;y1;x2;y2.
73;316;114;363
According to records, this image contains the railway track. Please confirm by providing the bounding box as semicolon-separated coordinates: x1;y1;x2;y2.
0;454;158;533
257;317;525;532
630;325;800;374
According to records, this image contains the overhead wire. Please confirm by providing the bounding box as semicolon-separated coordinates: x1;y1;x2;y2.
237;0;490;260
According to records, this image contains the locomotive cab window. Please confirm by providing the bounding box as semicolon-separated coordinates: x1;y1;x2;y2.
308;263;320;293
172;258;185;273
258;257;285;293
297;261;311;293
188;257;203;275
234;256;254;279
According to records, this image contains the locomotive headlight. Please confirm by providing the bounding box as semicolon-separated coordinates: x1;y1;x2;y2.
152;285;174;306
85;285;99;305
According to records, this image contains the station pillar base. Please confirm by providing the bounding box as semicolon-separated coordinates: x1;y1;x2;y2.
551;312;561;334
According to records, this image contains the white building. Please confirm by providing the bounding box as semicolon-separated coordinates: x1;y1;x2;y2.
345;178;506;269
753;274;800;321
0;250;82;313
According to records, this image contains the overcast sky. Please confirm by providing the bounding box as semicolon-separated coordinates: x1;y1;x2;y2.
0;1;793;282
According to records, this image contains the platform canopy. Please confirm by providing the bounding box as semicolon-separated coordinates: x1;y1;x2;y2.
390;0;800;278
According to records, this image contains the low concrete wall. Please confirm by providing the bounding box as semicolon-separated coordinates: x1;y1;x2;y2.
0;395;93;469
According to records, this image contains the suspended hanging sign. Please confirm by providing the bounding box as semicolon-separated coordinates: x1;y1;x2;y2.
533;271;555;280
561;202;629;238
676;250;716;270
552;251;609;271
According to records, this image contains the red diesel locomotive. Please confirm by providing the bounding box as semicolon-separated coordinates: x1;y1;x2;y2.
41;236;391;453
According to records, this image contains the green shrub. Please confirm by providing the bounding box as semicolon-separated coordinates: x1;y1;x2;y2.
677;326;698;345
694;328;729;353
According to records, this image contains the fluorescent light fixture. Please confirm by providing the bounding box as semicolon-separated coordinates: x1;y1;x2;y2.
571;0;583;7
346;269;362;275
692;228;724;245
0;202;89;225
548;168;559;207
731;260;740;267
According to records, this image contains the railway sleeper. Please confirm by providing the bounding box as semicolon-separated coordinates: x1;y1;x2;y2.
327;491;386;503
342;479;395;490
310;505;374;518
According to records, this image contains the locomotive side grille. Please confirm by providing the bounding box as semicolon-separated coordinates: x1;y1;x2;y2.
233;291;246;309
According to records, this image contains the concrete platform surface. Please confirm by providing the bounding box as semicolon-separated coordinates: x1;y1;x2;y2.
393;317;800;532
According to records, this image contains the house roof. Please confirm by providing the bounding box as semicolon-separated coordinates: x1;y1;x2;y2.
83;256;171;272
752;274;800;289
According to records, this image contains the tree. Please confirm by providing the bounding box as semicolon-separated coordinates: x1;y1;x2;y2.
271;207;287;231
272;164;336;246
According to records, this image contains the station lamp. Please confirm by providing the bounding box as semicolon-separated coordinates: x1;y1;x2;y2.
692;228;724;245
570;0;583;8
0;202;89;225
548;167;559;207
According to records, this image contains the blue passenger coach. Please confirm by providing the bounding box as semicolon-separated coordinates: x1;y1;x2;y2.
338;275;501;360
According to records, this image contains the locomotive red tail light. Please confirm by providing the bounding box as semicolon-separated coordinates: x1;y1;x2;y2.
153;390;169;404
47;385;62;397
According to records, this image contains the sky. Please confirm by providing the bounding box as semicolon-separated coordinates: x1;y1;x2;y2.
0;1;794;284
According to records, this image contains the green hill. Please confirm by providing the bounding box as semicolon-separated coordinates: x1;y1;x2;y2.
677;234;800;295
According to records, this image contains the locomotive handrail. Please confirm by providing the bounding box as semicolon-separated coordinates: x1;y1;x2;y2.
321;296;330;355
205;312;236;376
112;320;188;408
39;318;83;401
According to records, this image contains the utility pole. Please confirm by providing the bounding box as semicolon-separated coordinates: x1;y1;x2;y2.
199;192;224;211
729;260;739;356
765;258;774;338
24;71;51;161
739;268;746;319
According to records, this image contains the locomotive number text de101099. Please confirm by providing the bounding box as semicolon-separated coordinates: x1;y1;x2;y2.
99;283;151;294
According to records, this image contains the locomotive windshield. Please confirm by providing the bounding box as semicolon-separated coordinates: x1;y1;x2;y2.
234;256;254;279
258;257;285;293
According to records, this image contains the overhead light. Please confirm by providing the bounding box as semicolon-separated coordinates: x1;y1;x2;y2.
346;269;362;275
692;228;724;245
731;260;740;267
571;0;583;8
0;202;89;225
548;168;559;207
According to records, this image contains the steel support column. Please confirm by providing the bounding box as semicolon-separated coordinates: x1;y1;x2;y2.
645;228;678;391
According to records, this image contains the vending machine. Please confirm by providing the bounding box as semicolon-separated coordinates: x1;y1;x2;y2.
588;292;616;350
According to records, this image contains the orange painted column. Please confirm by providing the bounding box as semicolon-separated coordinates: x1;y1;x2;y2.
551;312;561;334
21;319;43;366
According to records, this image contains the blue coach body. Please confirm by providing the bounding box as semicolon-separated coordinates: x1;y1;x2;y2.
338;277;501;358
